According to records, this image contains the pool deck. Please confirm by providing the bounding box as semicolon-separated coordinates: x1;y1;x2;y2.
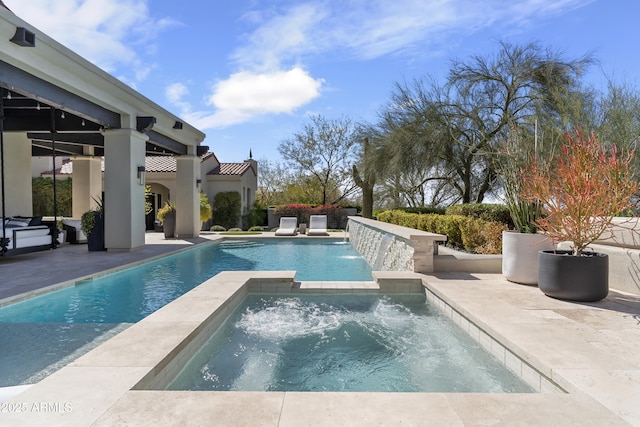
1;233;639;426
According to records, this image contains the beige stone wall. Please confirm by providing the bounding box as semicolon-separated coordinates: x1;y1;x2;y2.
347;216;446;273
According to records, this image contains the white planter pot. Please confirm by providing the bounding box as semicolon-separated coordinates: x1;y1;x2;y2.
502;231;554;285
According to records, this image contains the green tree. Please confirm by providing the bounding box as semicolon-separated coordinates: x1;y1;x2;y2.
32;177;72;217
593;79;640;176
255;158;293;206
278;115;359;205
212;191;241;229
379;41;592;205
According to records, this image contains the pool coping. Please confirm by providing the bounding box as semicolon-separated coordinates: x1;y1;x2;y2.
1;271;634;426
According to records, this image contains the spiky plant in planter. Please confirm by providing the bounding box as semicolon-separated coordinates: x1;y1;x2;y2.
496;123;553;285
520;129;638;301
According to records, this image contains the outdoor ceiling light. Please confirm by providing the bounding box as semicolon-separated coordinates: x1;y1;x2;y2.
136;116;156;133
137;166;146;186
10;27;35;47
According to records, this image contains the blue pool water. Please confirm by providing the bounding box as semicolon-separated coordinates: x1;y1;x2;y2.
167;294;534;393
0;239;371;386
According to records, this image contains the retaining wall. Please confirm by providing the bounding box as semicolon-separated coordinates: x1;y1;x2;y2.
347;217;446;273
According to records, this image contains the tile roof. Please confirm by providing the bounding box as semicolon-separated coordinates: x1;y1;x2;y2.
208;162;252;176
44;155;254;177
42;158;99;176
145;156;176;173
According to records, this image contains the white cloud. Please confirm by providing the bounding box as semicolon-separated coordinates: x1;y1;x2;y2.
3;0;175;80
232;4;328;71
166;83;189;104
231;0;594;65
184;68;323;129
181;0;590;129
4;0;592;130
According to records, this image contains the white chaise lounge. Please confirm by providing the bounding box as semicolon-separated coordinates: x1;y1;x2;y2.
275;217;298;236
307;215;329;236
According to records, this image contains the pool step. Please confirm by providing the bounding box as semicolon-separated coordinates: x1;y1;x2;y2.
219;240;264;249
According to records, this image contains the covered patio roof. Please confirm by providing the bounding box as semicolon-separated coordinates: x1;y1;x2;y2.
0;6;208;250
0;6;206;156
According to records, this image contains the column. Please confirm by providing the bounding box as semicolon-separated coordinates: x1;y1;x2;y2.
103;128;147;251
1;132;32;216
175;154;200;237
71;156;102;218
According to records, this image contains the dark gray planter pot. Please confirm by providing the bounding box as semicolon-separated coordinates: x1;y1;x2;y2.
87;214;105;251
163;215;176;238
538;250;608;302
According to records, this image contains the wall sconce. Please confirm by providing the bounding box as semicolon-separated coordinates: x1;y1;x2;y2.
196;178;202;189
137;166;146;186
11;27;36;47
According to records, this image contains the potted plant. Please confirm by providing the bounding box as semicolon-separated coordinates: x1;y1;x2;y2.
56;219;66;245
497;125;553;285
520;129;638;301
157;201;176;238
200;192;212;230
81;197;105;251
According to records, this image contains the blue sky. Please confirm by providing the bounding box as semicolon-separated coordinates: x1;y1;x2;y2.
4;0;639;163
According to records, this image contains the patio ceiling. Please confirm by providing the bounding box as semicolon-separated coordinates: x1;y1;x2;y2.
1;60;190;157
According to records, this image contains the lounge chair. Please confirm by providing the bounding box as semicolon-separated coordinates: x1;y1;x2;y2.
307;215;329;236
275;217;298;236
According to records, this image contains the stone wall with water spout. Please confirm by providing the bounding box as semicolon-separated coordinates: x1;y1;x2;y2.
347;217;447;273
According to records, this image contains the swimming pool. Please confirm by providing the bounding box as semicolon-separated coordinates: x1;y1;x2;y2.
0;238;371;386
166;294;534;393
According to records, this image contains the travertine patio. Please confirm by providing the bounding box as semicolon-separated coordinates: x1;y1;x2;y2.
1;233;639;426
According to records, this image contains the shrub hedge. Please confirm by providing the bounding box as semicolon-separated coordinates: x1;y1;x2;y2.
375;209;507;254
444;203;513;228
212;192;241;230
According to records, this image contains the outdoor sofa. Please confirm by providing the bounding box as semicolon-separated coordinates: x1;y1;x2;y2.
62;219;87;243
0;216;53;256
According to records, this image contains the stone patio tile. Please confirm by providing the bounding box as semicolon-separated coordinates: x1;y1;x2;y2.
446;393;628;426
493;321;638;372
93;391;285;427
279;392;462;427
0;367;148;427
553;368;640;426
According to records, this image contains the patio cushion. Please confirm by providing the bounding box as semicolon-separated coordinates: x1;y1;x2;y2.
12;226;50;238
6;218;30;228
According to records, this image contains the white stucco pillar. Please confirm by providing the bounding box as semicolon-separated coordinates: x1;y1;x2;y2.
0;132;32;216
71;156;102;218
175;155;200;237
103;128;147;251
